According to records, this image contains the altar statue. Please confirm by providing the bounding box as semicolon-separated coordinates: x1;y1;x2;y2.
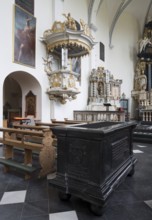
134;62;147;91
138;36;152;53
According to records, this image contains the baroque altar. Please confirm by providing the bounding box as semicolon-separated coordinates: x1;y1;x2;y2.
74;66;126;122
132;19;152;121
87;66;122;110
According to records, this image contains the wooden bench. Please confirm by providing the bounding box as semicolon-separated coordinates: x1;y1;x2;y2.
35;119;83;126
35;121;63;127
51;118;84;124
0;127;55;179
13;124;57;147
0;158;38;174
13;124;50;130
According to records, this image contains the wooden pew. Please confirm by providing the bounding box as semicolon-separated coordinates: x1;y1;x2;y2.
13;124;49;130
13;124;58;147
51;118;85;124
0;127;55;179
64;118;87;124
35;121;63;127
35;119;84;127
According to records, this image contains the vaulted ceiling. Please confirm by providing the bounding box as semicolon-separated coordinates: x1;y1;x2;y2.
88;0;152;47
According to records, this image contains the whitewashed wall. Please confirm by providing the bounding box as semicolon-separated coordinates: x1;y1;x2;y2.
107;12;139;116
0;0;141;126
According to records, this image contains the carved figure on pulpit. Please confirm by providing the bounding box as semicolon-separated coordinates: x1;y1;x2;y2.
51;74;61;88
43;55;53;74
68;74;76;88
80;19;93;38
63;13;77;30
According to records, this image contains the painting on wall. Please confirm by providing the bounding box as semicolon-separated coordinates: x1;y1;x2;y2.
25;90;36;117
13;5;36;67
71;57;81;83
15;0;34;15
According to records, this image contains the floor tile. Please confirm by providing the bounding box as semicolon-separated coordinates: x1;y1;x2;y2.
0;191;4;201
49;211;78;220
28;178;48;190
104;202;152;220
0;203;23;220
22;200;49;217
107;190;140;206
133;149;144;153
136;144;147;148
48;187;74;213
0;141;152;219
145;200;152;209
0;190;26;205
0;168;12;182
21;215;49;220
0;181;9;193
5;178;28;192
25;188;48;202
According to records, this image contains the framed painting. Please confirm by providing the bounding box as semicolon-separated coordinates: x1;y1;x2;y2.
15;0;34;15
71;57;81;83
13;5;36;67
25;90;36;117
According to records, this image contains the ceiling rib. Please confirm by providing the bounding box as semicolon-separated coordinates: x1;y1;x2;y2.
96;0;104;16
109;0;133;48
88;0;95;25
142;0;152;34
88;0;103;27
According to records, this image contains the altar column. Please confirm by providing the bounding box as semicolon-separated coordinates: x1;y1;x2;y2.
148;63;151;92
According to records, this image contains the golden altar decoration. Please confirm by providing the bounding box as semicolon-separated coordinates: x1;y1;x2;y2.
131;19;152;121
41;13;96;104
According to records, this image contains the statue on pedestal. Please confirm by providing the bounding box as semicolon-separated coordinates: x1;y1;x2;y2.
134;61;147;91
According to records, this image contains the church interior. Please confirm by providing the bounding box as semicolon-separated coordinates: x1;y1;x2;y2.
1;0;152;219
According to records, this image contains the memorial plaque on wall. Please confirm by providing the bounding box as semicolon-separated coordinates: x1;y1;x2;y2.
15;0;34;15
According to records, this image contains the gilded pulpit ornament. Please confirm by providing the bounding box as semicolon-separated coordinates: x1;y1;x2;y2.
41;13;96;104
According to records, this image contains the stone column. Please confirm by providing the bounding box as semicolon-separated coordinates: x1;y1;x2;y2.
148;63;151;92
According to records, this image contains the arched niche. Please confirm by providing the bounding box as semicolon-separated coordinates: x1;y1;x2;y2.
3;71;41;126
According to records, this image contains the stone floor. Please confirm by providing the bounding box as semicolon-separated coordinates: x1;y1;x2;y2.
0;142;152;220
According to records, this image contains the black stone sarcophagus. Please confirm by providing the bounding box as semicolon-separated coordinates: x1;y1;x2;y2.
49;121;137;215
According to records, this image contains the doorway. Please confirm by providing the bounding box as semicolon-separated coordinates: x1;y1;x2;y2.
3;71;42;127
